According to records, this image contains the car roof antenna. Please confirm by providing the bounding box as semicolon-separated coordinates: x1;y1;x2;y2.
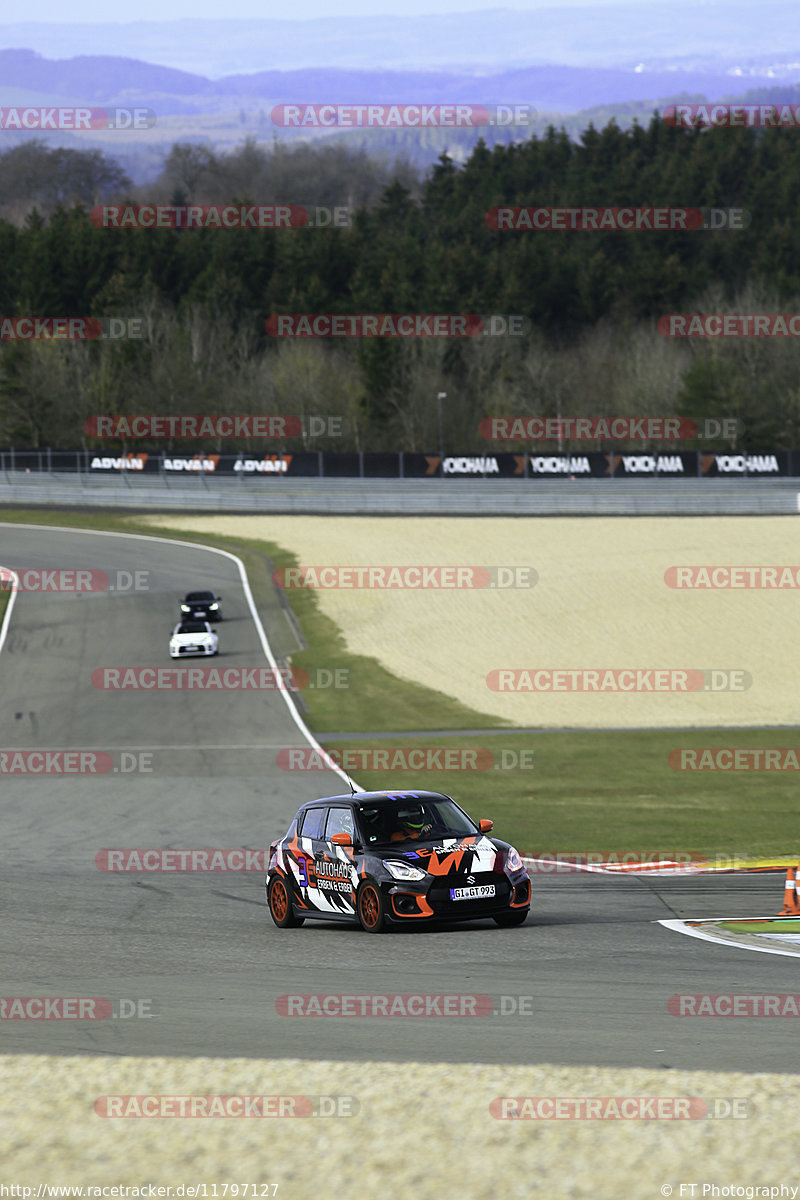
348;775;356;796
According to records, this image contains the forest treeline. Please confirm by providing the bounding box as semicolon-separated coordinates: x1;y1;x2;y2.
2;119;800;452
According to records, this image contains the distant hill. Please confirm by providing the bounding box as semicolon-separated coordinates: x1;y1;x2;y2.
0;48;795;115
0;48;212;98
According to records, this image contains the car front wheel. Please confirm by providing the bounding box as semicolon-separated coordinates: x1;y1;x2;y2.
357;881;387;933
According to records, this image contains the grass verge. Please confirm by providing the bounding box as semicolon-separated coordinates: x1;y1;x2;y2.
323;730;800;859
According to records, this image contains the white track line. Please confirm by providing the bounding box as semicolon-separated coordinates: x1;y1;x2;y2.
0;567;19;655
0;522;361;792
522;856;701;875
659;918;800;959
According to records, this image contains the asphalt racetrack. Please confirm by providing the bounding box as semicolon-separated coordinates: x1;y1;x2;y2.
1;523;797;1073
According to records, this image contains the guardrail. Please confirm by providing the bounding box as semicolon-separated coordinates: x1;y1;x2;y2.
0;471;798;515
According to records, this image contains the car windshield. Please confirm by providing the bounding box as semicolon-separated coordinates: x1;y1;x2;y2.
186;592;214;601
177;622;208;634
355;796;478;847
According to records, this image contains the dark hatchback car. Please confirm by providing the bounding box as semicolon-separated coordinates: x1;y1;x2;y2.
180;590;222;621
266;790;531;932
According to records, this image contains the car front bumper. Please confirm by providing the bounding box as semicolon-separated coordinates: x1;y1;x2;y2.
384;872;531;922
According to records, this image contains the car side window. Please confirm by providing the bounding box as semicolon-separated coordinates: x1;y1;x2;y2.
325;807;354;840
299;808;327;839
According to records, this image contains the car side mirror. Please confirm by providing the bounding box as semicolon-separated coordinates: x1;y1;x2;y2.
331;832;352;846
479;819;494;833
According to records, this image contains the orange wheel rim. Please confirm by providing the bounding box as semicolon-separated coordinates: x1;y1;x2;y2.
272;880;288;920
360;886;379;927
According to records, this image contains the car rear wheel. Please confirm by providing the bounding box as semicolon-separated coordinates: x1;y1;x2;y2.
493;910;529;927
357;882;387;933
267;875;304;927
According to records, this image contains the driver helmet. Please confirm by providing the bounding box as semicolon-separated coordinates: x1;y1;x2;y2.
397;805;428;830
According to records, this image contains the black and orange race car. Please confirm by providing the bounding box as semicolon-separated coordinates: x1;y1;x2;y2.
266;789;531;932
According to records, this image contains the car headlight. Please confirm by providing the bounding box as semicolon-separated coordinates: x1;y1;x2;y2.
210;603;218;610
506;846;524;872
384;860;427;882
181;604;190;611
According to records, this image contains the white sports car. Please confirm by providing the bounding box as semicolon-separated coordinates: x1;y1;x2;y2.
169;620;219;658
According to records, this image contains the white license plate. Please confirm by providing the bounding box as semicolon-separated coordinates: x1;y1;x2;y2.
450;884;495;900
184;645;199;652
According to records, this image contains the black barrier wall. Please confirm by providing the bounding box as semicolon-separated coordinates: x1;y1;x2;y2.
0;449;796;477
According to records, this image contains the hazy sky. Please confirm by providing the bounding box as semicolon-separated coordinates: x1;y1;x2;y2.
9;0;668;21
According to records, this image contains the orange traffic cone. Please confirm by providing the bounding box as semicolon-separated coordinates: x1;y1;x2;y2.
779;866;800;916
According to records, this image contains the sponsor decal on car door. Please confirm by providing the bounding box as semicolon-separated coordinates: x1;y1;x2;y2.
311;807;358;915
284;809;326;912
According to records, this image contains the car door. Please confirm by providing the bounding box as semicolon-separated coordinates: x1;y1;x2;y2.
316;805;359;915
292;805;328;911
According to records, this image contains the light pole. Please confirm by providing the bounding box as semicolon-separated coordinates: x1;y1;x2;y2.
437;391;447;465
